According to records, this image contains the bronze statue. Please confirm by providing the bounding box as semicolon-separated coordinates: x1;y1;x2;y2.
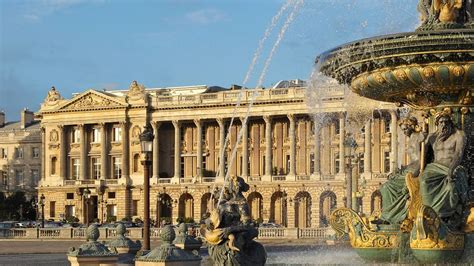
201;176;266;266
419;113;468;228
377;117;425;225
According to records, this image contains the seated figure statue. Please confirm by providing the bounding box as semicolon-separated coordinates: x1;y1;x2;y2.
419;113;468;228
378;117;426;225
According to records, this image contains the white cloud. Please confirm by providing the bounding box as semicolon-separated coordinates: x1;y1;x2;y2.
23;0;106;21
185;8;228;25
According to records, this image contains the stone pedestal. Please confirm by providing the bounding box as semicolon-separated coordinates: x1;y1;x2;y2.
135;225;201;266
67;224;118;266
173;223;202;252
107;223;141;266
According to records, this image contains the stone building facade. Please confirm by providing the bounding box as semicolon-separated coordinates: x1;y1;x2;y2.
0;109;41;199
38;80;401;227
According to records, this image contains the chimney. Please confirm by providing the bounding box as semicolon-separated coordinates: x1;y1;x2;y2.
21;108;34;129
0;111;4;128
230;84;242;90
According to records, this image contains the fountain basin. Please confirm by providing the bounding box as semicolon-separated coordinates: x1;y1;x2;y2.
315;30;474;108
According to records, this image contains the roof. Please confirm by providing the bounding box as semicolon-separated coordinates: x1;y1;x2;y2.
0;121;41;132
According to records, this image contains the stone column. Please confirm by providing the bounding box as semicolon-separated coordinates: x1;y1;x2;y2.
41;126;46;181
338;114;346;179
121;121;130;180
390;110;398;173
194;119;203;180
172;120;181;183
240;117;249;178
100;123;107;180
59;125;67;180
364;119;372;178
288;114;296;179
79;124;87;180
217;118;225;182
313;123;321;179
263;115;272;181
152;122;161;180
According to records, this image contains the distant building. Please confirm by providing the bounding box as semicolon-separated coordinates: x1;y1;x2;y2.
37;80;399;227
0;109;41;199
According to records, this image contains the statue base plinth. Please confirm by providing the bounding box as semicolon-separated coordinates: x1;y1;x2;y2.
67;255;119;266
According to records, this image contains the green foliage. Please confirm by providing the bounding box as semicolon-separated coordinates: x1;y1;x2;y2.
121;216;132;222
65;215;79;224
178;217;195;224
0;192;36;221
134;217;143;223
106;216;117;223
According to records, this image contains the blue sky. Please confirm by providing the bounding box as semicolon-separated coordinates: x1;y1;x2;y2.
0;0;418;120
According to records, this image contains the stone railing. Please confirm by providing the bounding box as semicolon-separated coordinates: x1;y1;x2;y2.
155;87;306;107
0;227;328;240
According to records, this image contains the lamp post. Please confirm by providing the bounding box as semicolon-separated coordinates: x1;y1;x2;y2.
83;187;91;226
39;194;45;228
344;133;358;211
140;123;154;251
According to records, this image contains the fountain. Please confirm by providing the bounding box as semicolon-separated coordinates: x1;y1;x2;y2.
316;1;474;263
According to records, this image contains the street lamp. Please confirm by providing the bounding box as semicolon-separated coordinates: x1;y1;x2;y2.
83;187;91;226
39;194;45;228
140;123;154;251
343;133;358;211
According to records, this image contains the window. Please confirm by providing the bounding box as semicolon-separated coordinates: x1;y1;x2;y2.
31;169;40;185
384;117;391;133
132;200;139;216
92;128;101;143
15;147;23;159
358;153;365;173
310;153;315;174
50;201;56;217
286;155;291;174
108;192;116;199
1;171;7;186
384;151;391;173
113;157;121;179
73;129;80;143
66;193;74;200
106;204;117;217
15;170;24;188
72;158;80;179
334;152;340;174
0;148;8;159
334;120;340;135
65;205;75;218
51;157;57;175
113;127;122;142
91;158;101;179
133;154;140;173
32;147;40;158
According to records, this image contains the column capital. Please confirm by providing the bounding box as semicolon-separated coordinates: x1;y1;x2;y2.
152;121;162;130
193;119;202;128
57;124;64;130
263;115;272;124
287;114;296;122
77;124;84;129
172;120;180;128
98;122;106;128
216;118;225;127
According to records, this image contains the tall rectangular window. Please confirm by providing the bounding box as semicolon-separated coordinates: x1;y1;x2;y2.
1;171;7;186
132;200;139;216
334;120;340;135
113;157;121;179
50;201;56;217
1;148;7;159
92;128;101;143
113;127;122;142
384;117;391;133
384;151;391;173
91;158;101;179
15;170;24;188
32;147;40;158
334;152;340;174
310;153;315;174
15;147;23;159
73;129;80;143
107;204;117;217
358;153;365;173
72;158;80;180
31;169;40;186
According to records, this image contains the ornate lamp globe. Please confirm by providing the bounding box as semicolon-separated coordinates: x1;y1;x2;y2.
139;123;154;154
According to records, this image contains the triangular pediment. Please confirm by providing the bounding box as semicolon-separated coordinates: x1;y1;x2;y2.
58;90;128;111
